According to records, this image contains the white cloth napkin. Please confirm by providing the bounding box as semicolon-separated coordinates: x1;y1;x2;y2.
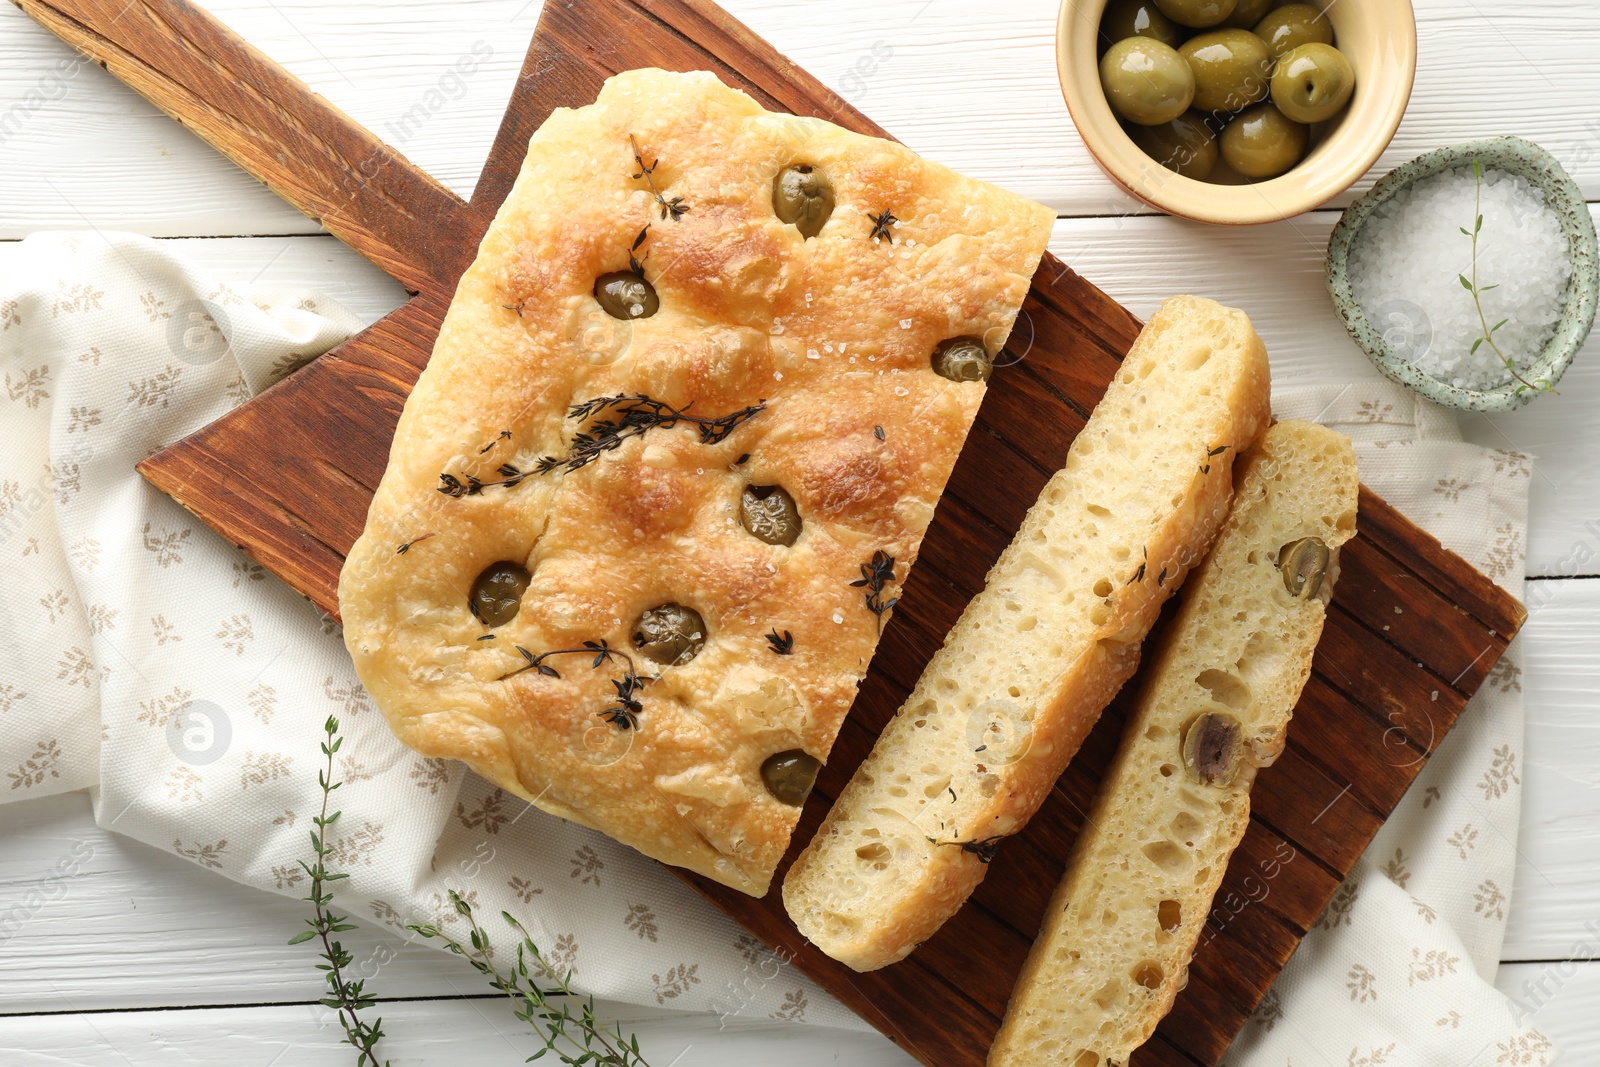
0;232;1549;1061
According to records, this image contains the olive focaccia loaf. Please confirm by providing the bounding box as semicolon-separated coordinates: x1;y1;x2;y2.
783;295;1272;969
988;420;1358;1067
337;68;1055;896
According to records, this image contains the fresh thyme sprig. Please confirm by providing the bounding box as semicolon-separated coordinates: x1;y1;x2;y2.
1460;159;1555;396
850;550;899;632
288;716;389;1067
630;134;688;222
501;641;647;730
535;393;766;475
437;464;529;498
409;891;653;1067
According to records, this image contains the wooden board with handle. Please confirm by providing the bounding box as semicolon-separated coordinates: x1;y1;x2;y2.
14;0;1527;1063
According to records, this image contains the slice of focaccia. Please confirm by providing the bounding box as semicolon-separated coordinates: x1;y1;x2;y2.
783;295;1272;968
988;420;1359;1066
338;68;1054;896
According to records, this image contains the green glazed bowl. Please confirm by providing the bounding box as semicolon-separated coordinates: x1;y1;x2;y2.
1326;136;1599;412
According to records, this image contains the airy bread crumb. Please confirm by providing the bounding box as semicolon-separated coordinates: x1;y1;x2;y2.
783;295;1272;969
988;419;1359;1066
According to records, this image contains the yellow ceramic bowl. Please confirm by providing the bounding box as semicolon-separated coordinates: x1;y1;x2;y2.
1058;0;1417;225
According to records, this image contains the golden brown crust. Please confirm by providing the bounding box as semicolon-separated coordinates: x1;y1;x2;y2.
337;69;1054;895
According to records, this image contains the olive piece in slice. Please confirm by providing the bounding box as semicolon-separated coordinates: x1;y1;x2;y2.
1153;0;1236;29
1253;2;1333;62
1100;37;1195;127
470;561;532;628
1270;42;1355;124
1181;710;1243;786
1219;102;1307;179
1100;0;1182;49
632;603;706;665
1278;536;1331;599
594;270;659;320
773;164;835;238
740;485;802;546
761;749;821;806
932;336;994;383
1127;111;1220;180
1179;29;1272;114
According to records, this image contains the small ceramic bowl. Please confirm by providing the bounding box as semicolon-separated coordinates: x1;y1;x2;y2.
1326;137;1600;412
1057;0;1417;225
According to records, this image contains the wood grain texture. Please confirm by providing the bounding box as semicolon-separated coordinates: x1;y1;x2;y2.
8;0;1527;1064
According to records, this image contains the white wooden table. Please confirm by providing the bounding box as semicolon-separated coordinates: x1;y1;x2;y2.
3;1;1598;1062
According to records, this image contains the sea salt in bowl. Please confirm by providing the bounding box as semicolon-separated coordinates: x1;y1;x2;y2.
1327;137;1599;412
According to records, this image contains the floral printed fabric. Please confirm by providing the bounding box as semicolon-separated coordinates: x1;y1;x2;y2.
0;232;849;1030
1226;383;1547;1065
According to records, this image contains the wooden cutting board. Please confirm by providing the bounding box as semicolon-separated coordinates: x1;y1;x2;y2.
20;1;1526;1063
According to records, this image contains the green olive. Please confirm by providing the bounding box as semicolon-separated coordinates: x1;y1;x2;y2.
1100;0;1182;49
761;750;821;806
1099;37;1196;127
1152;0;1237;29
1219;102;1307;179
1182;711;1243;786
1270;42;1355;123
633;603;706;665
1278;536;1331;599
1254;3;1333;61
740;484;802;546
1180;29;1272;114
931;336;994;382
773;164;835;238
470;561;532;628
594;271;658;320
1219;0;1273;29
1128;112;1220;180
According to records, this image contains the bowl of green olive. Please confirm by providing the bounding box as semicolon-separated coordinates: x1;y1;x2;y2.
1058;0;1417;225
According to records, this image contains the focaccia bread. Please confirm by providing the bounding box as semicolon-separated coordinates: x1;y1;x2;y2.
783;295;1272;968
338;68;1055;896
988;420;1359;1066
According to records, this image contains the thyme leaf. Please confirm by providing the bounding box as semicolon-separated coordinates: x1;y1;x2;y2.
501;641;647;731
849;550;899;632
535;393;766;476
396;533;435;555
288;716;389;1066
867;208;898;243
765;628;795;655
409;891;653;1066
630;134;689;222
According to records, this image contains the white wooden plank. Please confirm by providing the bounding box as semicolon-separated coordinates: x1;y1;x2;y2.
1496;962;1600;1061
0;791;484;1013
0;996;916;1065
1502;578;1600;962
5;0;1600;238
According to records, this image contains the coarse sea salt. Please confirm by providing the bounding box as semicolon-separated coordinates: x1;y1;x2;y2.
1350;166;1571;391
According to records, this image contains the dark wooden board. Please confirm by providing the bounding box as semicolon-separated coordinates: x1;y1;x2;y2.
16;1;1527;1064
